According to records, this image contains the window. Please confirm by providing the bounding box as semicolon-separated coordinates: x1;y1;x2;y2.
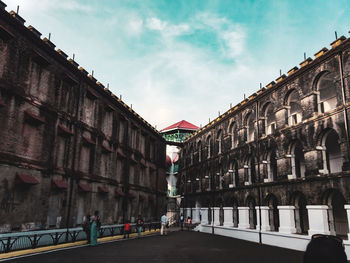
228;122;237;148
317;72;338;113
140;134;146;155
289;141;305;179
319;129;342;174
119;120;125;144
285;90;302;126
263;103;276;135
102;109;113;137
228;161;238;187
206;136;212;158
130;127;138;149
245;113;255;142
244;157;255;185
198;141;202;162
83;92;96;127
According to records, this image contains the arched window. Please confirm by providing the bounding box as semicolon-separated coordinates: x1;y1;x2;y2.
189;145;194;165
217;130;223;154
323;190;349;237
316;72;338;113
245;113;255;142
227;161;239;187
291;192;309;234
289;141;305;179
285;90;302;126
228;122;237;149
264;103;276;135
319;129;342;174
264;150;277;182
266;195;279;231
206;135;212;159
216;166;223;190
244;156;255;185
197;141;202;162
247;197;256;229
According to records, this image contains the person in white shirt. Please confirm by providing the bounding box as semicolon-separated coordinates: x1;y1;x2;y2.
160;214;168;235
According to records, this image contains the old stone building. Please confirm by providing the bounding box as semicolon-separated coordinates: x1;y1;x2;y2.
0;3;166;232
179;34;350;251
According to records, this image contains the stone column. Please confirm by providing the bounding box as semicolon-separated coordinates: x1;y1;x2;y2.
238;207;250;229
213;207;220;226
258;206;271;231
307;205;330;236
344;205;350;240
223;207;233;227
192;207;200;223
278;206;296;234
200;208;209;225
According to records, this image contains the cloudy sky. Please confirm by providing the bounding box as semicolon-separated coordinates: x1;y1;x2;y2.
5;0;350;130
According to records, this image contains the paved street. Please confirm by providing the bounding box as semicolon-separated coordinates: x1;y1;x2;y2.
5;231;303;263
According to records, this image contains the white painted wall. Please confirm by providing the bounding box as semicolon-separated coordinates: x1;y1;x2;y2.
278;206;297;234
213;207;220;226
306;205;330;235
223;207;233;227
201;208;208;225
238;207;250;229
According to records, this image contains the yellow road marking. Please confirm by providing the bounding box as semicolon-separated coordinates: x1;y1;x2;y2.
0;229;159;260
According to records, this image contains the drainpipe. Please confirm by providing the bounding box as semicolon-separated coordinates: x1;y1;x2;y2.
337;51;350;167
255;100;262;244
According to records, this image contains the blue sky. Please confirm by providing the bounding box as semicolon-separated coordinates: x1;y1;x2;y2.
5;0;350;129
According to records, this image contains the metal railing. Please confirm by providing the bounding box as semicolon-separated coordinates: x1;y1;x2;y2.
0;222;160;253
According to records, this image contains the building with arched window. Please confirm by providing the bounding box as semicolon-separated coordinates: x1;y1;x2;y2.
179;35;350;255
0;9;168;232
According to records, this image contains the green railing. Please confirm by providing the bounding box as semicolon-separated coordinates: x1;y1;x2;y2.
0;222;160;253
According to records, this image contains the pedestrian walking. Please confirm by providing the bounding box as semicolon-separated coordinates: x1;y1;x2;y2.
136;215;144;238
124;220;131;239
186;216;192;231
90;210;101;246
82;214;91;243
180;213;184;231
160;214;168;235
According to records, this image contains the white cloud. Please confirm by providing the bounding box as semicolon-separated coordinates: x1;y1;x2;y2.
221;28;245;58
146;17;167;31
3;1;276;129
127;18;143;36
193;12;246;59
146;17;190;39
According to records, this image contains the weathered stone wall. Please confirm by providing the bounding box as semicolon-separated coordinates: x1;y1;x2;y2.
180;36;350;210
0;5;166;232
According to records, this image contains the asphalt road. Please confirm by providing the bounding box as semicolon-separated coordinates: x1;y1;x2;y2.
6;231;304;263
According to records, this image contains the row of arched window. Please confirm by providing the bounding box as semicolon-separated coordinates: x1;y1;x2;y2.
186;71;339;164
185;128;343;191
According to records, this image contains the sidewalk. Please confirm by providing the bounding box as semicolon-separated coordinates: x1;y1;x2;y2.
0;229;161;261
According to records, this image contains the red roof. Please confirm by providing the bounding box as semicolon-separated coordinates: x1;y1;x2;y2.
161;120;198;132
